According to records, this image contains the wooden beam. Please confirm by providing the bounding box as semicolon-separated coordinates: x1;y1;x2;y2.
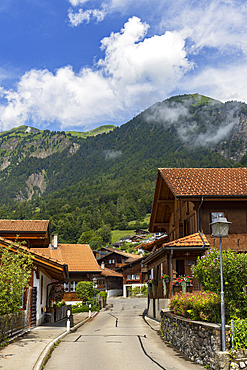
153;223;169;228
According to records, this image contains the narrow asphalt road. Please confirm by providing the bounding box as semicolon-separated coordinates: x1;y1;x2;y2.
45;298;204;370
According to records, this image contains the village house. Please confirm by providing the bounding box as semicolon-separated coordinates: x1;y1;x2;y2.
97;263;123;297
116;256;147;297
32;235;101;303
96;247;141;271
144;167;247;320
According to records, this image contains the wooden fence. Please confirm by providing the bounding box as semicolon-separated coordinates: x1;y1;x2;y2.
0;311;26;343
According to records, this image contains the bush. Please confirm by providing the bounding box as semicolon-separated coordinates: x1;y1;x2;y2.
76;281;99;301
99;291;107;299
192;248;247;319
72;302;99;313
0;244;33;315
168;291;220;323
231;319;247;350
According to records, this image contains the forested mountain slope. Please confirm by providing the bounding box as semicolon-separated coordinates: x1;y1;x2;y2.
0;93;246;243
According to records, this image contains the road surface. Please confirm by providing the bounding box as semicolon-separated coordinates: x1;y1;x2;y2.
45;297;203;370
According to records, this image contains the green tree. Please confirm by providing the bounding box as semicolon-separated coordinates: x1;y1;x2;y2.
77;230;100;244
192;248;247;319
0;244;34;315
76;281;98;301
96;225;112;244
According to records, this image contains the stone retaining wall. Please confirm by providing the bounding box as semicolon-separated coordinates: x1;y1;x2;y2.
160;310;231;369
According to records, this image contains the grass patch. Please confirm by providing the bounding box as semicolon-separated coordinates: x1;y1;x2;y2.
66;125;116;138
111;230;136;244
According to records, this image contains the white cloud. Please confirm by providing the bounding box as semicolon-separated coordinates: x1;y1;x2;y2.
0;17;192;131
69;0;89;6
159;0;247;55
68;5;107;26
180;64;247;104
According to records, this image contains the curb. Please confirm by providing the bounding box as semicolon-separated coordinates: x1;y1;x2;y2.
32;311;98;370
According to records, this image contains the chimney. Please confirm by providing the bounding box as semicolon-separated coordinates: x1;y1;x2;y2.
101;261;105;270
52;234;58;249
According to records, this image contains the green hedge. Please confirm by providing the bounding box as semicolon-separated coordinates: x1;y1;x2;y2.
72;303;99;313
168;291;220;323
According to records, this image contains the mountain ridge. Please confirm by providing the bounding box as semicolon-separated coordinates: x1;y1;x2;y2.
0;93;246;243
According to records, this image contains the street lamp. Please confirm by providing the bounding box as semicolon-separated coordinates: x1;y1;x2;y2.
93;277;97;302
210;216;231;352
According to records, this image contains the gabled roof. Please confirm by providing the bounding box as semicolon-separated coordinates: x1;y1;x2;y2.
164;232;210;248
32;244;101;272
159;168;247;197
143;233;209;264
138;234;168;252
0;236;68;280
0;220;49;232
100;267;123;278
97;249;141;261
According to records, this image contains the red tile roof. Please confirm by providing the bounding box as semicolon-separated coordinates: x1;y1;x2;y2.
163;233;210;248
0;236;67;279
97;249;141;261
33;244;101;272
143;233;209;264
0;220;49;232
100;267;123;277
159;168;247;197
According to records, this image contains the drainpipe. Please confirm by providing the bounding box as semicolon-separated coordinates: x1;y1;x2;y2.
197;196;204;232
170;249;173;297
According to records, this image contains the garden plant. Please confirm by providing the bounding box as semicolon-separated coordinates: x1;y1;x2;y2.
0;243;33;315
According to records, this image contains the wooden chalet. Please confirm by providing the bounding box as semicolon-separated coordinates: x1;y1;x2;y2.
144;167;247;319
0;236;68;326
96;248;141;271
116;256;147;297
96;265;123;297
0;220;50;248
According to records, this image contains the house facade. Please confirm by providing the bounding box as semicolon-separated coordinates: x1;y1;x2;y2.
32;238;101;303
97;265;123;297
97;248;141;271
117;256;147;297
145;167;247;319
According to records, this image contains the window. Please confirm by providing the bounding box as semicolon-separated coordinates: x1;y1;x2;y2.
212;212;224;222
109;259;111;264
127;274;131;280
131;274;135;280
64;282;69;292
70;281;78;292
112;259;115;264
136;274;140;280
188;260;195;266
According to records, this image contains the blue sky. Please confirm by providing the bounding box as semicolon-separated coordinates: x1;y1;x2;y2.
0;0;247;132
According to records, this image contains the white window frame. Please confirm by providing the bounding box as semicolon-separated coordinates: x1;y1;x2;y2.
70;281;78;292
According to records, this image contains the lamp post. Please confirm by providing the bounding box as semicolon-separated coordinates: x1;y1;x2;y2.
210;216;231;352
93;277;97;303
